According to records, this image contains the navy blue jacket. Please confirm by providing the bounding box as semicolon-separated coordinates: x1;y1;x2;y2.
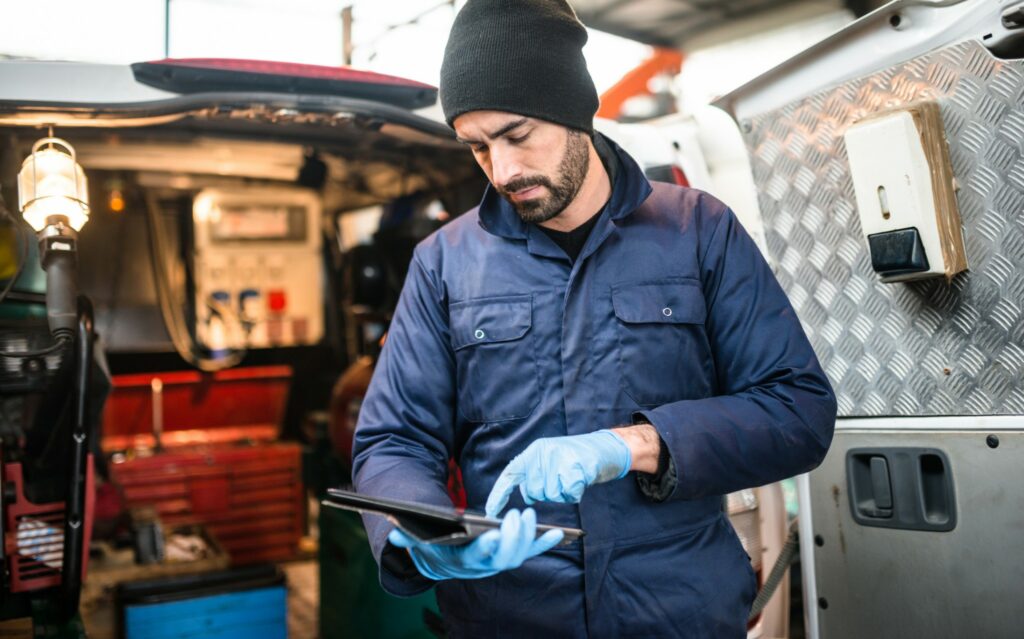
352;137;836;637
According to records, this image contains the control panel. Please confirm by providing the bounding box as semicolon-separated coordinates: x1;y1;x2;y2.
192;188;323;350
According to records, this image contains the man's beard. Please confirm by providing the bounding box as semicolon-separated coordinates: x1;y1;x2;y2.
497;130;590;224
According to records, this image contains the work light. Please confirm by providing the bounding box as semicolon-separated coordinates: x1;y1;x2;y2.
16;136;90;340
17;137;90;233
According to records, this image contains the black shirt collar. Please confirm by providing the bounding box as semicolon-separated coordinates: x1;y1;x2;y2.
535;137;620;262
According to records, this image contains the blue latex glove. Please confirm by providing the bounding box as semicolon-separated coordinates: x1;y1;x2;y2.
485;430;632;518
387;508;563;581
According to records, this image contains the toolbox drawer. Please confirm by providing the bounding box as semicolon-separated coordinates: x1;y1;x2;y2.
110;444;304;565
103;367;304;565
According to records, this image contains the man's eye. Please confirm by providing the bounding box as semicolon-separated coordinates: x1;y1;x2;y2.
472;144;488;153
508;134;529;145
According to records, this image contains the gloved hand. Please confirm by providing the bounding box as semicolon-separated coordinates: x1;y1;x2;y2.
485;430;632;518
387;508;563;581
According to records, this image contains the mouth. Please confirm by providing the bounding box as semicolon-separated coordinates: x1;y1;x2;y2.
507;185;544;202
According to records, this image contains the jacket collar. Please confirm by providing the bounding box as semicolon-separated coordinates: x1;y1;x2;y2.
477;132;653;240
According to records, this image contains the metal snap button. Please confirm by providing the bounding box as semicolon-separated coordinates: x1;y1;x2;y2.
474;329;486;339
662;307;673;317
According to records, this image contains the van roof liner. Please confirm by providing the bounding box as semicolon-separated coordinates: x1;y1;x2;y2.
572;0;847;50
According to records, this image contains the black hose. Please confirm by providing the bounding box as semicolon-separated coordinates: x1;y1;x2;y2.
0;336;71;358
1;235;79;360
749;518;800;621
58;295;93;623
41;238;79;341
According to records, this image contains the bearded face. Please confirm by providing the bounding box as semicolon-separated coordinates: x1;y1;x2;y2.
454;112;595;225
495;129;590;224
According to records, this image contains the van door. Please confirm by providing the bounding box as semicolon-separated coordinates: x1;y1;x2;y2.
715;2;1024;637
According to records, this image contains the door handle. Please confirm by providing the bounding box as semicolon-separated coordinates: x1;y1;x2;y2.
919;453;954;527
846;448;956;532
868;456;892;514
850;454;893;519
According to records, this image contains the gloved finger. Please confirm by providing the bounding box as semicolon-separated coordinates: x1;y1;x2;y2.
486;457;527;518
492;509;522;570
387;528;420;549
462;529;502;566
528;528;564;557
544;466;565;503
522;460;548;505
519;480;537;506
563;467;588;503
510;508;539;568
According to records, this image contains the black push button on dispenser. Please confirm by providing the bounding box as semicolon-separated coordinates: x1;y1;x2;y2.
866;227;929;277
868;227;933;276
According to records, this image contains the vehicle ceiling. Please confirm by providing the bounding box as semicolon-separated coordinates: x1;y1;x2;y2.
0;111;482;214
569;0;883;49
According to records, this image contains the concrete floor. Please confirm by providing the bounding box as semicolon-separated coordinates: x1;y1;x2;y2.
283;559;319;638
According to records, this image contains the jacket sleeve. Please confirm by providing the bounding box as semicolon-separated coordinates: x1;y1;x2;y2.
636;194;837;501
351;250;456;596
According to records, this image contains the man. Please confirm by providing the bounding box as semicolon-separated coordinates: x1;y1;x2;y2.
352;0;837;636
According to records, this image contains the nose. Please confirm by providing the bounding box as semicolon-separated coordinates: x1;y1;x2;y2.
489;145;524;189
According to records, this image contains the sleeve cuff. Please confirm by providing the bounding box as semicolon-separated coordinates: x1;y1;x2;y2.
380;540;435;597
631;412;677;503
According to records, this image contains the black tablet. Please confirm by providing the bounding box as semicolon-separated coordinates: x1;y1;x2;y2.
323;488;584;546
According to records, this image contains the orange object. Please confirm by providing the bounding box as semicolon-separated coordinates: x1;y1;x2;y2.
597;48;685;121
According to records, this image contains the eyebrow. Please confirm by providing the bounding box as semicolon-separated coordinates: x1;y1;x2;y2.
455;117;529;145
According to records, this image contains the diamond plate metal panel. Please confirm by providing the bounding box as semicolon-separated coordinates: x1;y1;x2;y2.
744;40;1024;416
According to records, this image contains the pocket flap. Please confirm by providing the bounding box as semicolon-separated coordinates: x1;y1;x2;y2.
612;280;706;324
450;295;533;350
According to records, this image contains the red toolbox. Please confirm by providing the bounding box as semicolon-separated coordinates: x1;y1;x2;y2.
101;366;304;565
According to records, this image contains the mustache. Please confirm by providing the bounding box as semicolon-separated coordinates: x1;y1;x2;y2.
498;175;553;197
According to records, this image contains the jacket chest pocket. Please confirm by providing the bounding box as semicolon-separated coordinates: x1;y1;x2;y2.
450;295;540;423
612;279;713;407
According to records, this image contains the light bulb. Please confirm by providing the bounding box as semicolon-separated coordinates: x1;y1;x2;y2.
18;138;90;232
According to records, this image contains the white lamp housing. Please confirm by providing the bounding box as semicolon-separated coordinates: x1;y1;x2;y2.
17;137;90;232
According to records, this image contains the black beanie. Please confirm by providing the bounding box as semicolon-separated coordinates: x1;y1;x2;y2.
440;0;599;134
